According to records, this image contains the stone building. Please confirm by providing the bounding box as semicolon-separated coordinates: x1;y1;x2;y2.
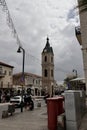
0;62;14;91
76;0;87;95
41;37;54;96
13;72;42;96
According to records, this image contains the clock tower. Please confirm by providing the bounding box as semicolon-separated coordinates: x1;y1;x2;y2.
41;37;54;97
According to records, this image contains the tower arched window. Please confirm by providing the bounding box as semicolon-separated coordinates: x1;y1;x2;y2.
44;69;48;77
44;56;47;62
51;57;53;63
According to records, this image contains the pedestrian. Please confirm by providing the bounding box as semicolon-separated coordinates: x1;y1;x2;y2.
27;95;34;110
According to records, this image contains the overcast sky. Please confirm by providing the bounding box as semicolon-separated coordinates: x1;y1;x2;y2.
0;0;84;82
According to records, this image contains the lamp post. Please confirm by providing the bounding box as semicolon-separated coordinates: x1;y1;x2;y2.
72;69;78;77
17;46;25;112
72;69;78;89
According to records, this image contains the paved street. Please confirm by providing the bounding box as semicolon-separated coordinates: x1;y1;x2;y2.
79;113;87;130
0;98;87;130
0;104;48;130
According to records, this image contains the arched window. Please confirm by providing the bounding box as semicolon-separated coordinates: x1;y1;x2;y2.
51;57;53;63
44;56;47;62
51;69;53;77
44;69;48;77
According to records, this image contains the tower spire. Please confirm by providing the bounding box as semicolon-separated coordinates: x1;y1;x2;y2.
42;37;53;54
46;37;50;47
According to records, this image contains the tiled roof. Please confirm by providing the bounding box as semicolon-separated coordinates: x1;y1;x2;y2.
13;72;42;78
0;62;14;68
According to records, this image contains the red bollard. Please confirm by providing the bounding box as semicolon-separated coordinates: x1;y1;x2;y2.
47;98;58;130
47;97;65;130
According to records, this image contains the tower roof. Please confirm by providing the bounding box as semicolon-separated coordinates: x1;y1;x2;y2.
42;37;53;54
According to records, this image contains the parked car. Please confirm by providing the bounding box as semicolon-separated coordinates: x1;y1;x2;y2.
10;96;24;108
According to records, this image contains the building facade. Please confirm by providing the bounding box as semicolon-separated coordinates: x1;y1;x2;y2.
13;72;42;96
41;37;54;96
77;0;87;95
0;62;14;90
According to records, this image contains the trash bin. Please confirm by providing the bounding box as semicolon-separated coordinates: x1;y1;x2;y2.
8;104;15;115
47;97;64;130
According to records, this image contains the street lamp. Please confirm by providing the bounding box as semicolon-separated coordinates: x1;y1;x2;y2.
17;46;25;112
72;69;78;88
72;69;78;77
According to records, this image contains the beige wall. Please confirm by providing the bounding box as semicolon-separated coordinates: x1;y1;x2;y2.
0;66;13;88
13;73;42;95
78;0;87;94
25;75;42;88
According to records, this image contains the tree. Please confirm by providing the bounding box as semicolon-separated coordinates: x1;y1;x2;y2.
64;76;77;90
77;0;87;12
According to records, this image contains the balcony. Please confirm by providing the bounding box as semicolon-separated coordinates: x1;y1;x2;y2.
75;26;82;45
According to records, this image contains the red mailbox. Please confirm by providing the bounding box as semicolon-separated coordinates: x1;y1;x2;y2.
47;96;64;130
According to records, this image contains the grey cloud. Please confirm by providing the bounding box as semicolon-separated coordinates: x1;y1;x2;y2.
67;8;75;20
0;0;84;82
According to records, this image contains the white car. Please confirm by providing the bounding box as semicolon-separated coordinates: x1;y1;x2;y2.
10;96;24;107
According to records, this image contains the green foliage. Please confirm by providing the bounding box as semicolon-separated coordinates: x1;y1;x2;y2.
64;76;77;90
64;76;76;84
64;75;85;90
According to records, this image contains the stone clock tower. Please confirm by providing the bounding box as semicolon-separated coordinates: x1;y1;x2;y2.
42;37;54;97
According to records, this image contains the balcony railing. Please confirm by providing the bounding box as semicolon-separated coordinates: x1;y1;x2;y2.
75;26;82;45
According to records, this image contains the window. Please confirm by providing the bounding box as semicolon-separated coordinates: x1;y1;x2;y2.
4;70;7;75
0;66;2;74
44;69;48;77
51;57;53;63
9;71;12;76
36;80;37;84
44;56;47;62
33;79;34;83
1;81;3;87
0;66;2;69
51;69;53;77
8;82;9;87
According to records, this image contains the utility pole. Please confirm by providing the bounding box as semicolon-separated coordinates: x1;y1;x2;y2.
17;46;25;112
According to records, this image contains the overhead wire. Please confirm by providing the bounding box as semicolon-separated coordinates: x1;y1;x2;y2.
0;0;72;76
0;0;22;47
25;50;71;74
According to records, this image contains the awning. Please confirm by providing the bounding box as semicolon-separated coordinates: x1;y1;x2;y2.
70;77;85;82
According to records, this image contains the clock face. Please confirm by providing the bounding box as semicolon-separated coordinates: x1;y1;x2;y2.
44;49;47;52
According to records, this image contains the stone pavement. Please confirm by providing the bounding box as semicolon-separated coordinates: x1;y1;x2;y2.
0;105;48;130
79;98;87;130
79;112;87;130
0;99;87;130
